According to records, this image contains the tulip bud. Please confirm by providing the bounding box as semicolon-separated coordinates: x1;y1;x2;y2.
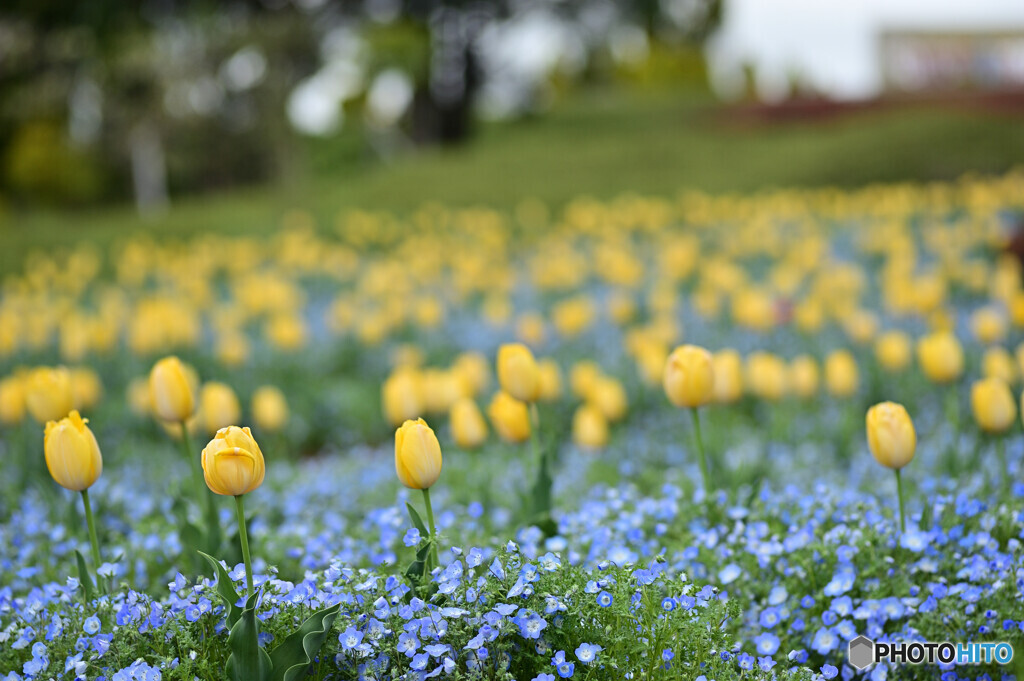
487;391;531;443
450;398;488;450
971;378;1016;433
570;361;601;400
382;368;423;426
746;352;788;402
971;307;1006;346
866;401;916;470
916;332;964;384
711;350;744;404
824;350;859;398
0;375;26;424
590;376;628;422
497;343;541;403
201;426;266;496
537;359;563;402
874;331;911;372
395;418;443;490
981;347;1017;386
252;386;289;433
572;404;609;449
25;366;74;423
789;355;820;399
199;382;242;435
43;410;102;491
149;356;196;422
663;345;714;408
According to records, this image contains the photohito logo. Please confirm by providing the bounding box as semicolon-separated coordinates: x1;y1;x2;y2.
848;636;1014;670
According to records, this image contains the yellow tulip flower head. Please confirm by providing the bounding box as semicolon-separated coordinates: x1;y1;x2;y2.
711;350;744;404
450;397;488;450
44;410;103;491
394;418;443;490
149;356;196;422
199;382;242;435
26;366;74;423
866;402;916;470
970;378;1016;434
201;426;266;496
789;355;820;400
824;350;859;398
487;391;532;443
537;358;563;402
252;386;289;433
572;404;609;449
496;343;541;403
382;367;424;427
916;332;964;384
663;345;714;408
0;375;26;424
590;376;628;422
874;331;911;372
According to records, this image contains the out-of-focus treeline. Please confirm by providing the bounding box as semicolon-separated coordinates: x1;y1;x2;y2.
0;0;718;210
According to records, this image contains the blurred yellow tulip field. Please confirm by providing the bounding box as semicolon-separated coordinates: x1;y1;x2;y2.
4;171;1024;679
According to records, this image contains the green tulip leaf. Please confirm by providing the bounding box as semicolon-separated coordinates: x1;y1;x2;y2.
74;550;95;602
405;502;428;536
268;602;341;681
225;590;272;681
198;551;243;627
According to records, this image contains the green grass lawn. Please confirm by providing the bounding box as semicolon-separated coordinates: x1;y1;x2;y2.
2;85;1023;270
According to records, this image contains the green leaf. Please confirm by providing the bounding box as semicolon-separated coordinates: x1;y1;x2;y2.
404;538;432;583
198;551;243;628
405;502;428;536
268;602;341;681
75;550;95;602
225;590;272;681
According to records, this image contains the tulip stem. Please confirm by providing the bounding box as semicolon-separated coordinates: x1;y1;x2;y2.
180;422;221;552
234;495;254;598
529;403;542;472
894;468;906;534
421;488;440;573
80;489;102;573
690;407;712;497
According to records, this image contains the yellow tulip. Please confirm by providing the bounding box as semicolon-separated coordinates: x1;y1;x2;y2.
663;345;714;408
394;418;443;490
917;332;964;384
866;402;916;470
824;350;859;398
572;404;609;449
252;386;289;432
789;355;820;399
199;382;242;435
43;410;102;491
589;376;628;422
487;391;531;443
450;398;488;449
971;307;1006;345
982;347;1017;385
874;331;911;372
452;352;490;396
537;358;563;402
746;352;788;402
497;343;541;403
515;313;547;347
711;350;744;404
382;368;423;426
201;426;266;496
570;361;601;400
126;377;152;417
0;375;26;424
25;366;74;423
149;356;196;422
970;378;1016;433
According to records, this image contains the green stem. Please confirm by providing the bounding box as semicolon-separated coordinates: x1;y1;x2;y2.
529;403;542;473
894;468;906;534
180;422;221;552
81;489;102;571
690;407;712;497
234;495;254;597
422;488;440;573
996;436;1008;495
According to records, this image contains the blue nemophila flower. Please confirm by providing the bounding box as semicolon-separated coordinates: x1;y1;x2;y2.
754;632;779;656
403;528;420;547
596;590;613;607
759;607;781;628
757;655;776;672
575;643;602;664
83;616;101;635
532;675;555;681
737;652;754;670
811;626;839;654
397;632;419;657
821;663;839;679
340;626;363;650
661;597;675;611
515;611;548;639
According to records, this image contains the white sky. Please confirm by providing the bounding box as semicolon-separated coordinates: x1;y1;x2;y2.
706;0;1024;100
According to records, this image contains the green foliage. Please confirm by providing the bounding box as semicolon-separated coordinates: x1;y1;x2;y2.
225;591;273;681
267;602;341;681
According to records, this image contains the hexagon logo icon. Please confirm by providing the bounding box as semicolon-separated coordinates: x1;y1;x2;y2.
848;635;875;670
